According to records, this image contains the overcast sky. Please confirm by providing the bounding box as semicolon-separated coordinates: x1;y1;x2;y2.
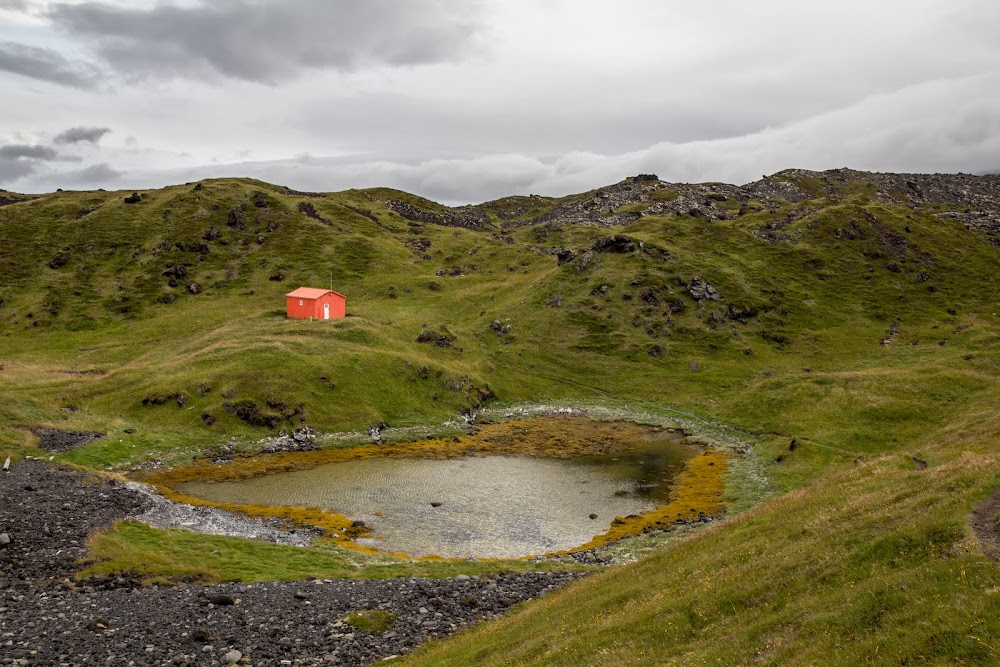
1;0;998;203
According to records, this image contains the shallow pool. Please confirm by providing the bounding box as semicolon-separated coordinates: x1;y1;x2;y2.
178;438;693;558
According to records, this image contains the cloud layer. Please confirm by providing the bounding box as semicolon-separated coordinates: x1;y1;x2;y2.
53;125;110;144
0;40;98;87
0;1;997;200
46;0;483;84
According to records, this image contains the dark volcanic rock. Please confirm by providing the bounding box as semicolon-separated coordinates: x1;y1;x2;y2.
227;204;247;229
592;235;641;253
416;329;454;347
30;428;104;452
298;201;330;224
47;252;70;269
227;400;281;428
555;248;576;265
386;200;491;231
0;459;148;581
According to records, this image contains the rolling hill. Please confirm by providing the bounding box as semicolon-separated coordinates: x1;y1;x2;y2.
2;168;1000;664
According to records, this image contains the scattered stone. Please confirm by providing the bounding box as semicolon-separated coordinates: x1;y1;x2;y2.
86;617;109;631
687;276;722;301
430;502;443;508
880;321;902;347
0;532;10;545
416;329;454;347
490;320;513;336
576;251;595;271
223;650;242;664
191;627;214;643
123;192;142;204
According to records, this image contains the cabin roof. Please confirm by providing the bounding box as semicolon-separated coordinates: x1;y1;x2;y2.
286;287;346;299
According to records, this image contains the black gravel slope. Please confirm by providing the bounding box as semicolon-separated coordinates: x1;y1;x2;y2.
0;460;583;666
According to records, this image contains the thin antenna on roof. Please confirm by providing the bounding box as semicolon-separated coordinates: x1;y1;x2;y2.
330;269;333;292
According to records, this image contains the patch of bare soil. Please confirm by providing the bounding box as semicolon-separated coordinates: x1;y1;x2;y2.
971;485;1000;564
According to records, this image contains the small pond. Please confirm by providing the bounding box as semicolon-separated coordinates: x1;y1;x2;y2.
177;436;694;558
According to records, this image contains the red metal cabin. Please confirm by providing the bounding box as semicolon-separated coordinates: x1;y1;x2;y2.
286;287;346;320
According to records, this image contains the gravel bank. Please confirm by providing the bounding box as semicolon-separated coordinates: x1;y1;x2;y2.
124;481;316;547
0;460;584;665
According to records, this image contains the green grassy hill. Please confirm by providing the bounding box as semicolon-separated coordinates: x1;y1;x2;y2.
2;169;1000;663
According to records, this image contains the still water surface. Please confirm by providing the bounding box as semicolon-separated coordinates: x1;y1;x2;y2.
178;441;692;558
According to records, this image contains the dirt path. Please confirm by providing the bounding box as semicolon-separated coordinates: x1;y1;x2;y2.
971;484;1000;564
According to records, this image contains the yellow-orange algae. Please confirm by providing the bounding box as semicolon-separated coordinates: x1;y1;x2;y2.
556;449;730;553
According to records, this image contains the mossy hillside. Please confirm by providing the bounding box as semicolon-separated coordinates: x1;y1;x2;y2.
0;175;997;477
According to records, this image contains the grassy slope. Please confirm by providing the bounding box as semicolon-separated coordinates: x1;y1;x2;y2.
403;391;1000;666
1;173;999;661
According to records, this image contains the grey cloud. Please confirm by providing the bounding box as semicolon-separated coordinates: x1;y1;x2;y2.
0;143;57;185
0;157;38;182
60;162;121;184
48;0;483;84
23;162;122;189
0;140;90;185
53;126;111;144
0;41;99;88
0;144;59;160
96;74;998;204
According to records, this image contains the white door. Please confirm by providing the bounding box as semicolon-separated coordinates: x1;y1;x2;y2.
323;303;330;320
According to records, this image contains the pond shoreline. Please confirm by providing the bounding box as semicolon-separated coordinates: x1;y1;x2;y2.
137;415;732;559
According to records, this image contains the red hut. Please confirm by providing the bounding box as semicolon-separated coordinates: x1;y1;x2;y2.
286;287;346;320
